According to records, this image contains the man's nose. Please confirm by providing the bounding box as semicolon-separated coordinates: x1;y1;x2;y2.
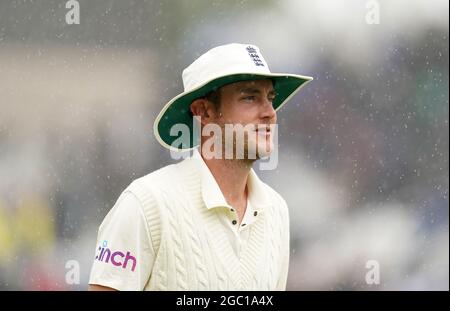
260;99;277;120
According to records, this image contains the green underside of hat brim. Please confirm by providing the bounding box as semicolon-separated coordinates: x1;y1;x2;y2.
156;73;311;150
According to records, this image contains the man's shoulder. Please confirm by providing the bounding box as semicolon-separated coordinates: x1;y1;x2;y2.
125;157;196;196
131;162;181;190
257;180;290;226
256;177;288;209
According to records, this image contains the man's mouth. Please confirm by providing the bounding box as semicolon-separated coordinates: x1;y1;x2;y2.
254;126;272;137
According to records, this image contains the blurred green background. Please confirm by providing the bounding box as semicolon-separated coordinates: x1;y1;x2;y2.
0;0;448;290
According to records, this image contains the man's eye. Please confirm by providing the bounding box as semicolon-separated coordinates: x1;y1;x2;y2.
243;96;256;101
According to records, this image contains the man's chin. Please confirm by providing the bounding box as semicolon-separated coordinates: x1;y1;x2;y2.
247;142;274;160
255;148;273;159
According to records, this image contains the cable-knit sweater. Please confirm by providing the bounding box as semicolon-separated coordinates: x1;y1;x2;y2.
89;150;290;290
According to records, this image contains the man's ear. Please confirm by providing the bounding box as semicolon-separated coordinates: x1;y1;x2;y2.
190;99;215;125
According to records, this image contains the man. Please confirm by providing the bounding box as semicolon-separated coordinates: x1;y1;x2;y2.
88;43;312;291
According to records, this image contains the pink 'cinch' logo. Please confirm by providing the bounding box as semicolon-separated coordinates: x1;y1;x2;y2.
95;240;137;272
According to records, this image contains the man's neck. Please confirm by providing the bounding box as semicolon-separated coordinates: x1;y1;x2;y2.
200;150;254;222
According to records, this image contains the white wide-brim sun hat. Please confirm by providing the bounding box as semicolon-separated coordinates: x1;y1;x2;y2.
154;43;313;151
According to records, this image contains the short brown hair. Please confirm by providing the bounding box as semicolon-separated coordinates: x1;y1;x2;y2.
204;88;221;111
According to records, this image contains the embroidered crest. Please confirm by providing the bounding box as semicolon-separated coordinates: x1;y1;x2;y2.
246;46;265;67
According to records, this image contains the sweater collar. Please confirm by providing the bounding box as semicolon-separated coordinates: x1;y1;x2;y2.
192;148;271;211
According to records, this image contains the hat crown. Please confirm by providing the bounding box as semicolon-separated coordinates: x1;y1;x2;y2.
182;43;272;91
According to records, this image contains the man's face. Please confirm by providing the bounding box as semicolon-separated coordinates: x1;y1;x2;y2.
211;79;277;160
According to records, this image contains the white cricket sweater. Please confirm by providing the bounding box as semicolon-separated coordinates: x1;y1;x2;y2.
89;149;290;290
